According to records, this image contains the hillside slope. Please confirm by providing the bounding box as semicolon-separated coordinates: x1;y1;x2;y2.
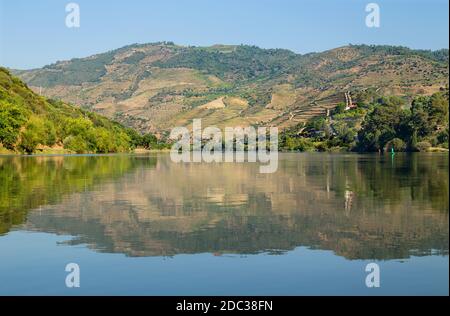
0;67;139;154
15;43;449;134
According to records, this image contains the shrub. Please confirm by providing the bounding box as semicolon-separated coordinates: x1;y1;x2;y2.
332;102;346;115
64;118;94;138
415;141;432;152
63;135;88;154
314;142;328;152
92;128;115;153
284;136;314;151
385;138;407;152
436;129;449;146
43;121;57;146
18;117;47;154
19;129;40;154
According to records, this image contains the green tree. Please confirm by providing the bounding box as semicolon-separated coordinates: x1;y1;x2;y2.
93;128;115;153
358;104;404;151
64;117;94;139
125;128;143;148
43;120;57;146
385;138;407;152
63;135;89;154
19;130;40;154
18;117;47;154
142;133;158;149
333;102;346;115
0;102;27;149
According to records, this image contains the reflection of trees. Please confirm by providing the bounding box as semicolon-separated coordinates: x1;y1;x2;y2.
1;153;448;260
353;154;449;212
0;155;156;234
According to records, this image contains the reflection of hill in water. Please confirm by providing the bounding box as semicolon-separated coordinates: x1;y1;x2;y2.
5;153;449;260
0;155;156;235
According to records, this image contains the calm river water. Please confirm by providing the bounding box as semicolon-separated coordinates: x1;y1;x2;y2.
0;153;448;295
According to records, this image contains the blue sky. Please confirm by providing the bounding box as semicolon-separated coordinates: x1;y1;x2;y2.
0;0;448;69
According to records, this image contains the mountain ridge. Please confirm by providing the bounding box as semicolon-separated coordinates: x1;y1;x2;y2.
13;42;449;134
11;42;449;71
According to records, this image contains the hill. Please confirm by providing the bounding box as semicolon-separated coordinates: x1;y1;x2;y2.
0;67;143;154
14;43;449;135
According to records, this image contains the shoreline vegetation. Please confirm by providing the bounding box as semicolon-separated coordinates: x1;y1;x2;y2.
279;88;449;153
0;67;168;155
0;146;448;156
1;67;448;155
0;145;171;156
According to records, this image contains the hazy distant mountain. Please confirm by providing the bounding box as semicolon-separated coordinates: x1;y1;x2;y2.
14;42;449;134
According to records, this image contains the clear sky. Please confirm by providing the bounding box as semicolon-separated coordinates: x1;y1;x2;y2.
0;0;448;69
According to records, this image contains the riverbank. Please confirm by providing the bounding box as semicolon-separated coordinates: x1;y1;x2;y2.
0;145;171;156
1;146;448;156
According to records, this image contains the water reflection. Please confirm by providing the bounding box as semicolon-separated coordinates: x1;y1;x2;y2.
1;153;448;260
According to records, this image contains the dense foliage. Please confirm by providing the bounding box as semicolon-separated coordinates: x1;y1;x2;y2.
280;89;449;152
350;44;449;63
0;67;159;154
24;51;117;87
153;45;300;81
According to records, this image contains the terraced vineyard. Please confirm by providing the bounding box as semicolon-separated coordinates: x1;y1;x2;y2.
13;42;449;134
